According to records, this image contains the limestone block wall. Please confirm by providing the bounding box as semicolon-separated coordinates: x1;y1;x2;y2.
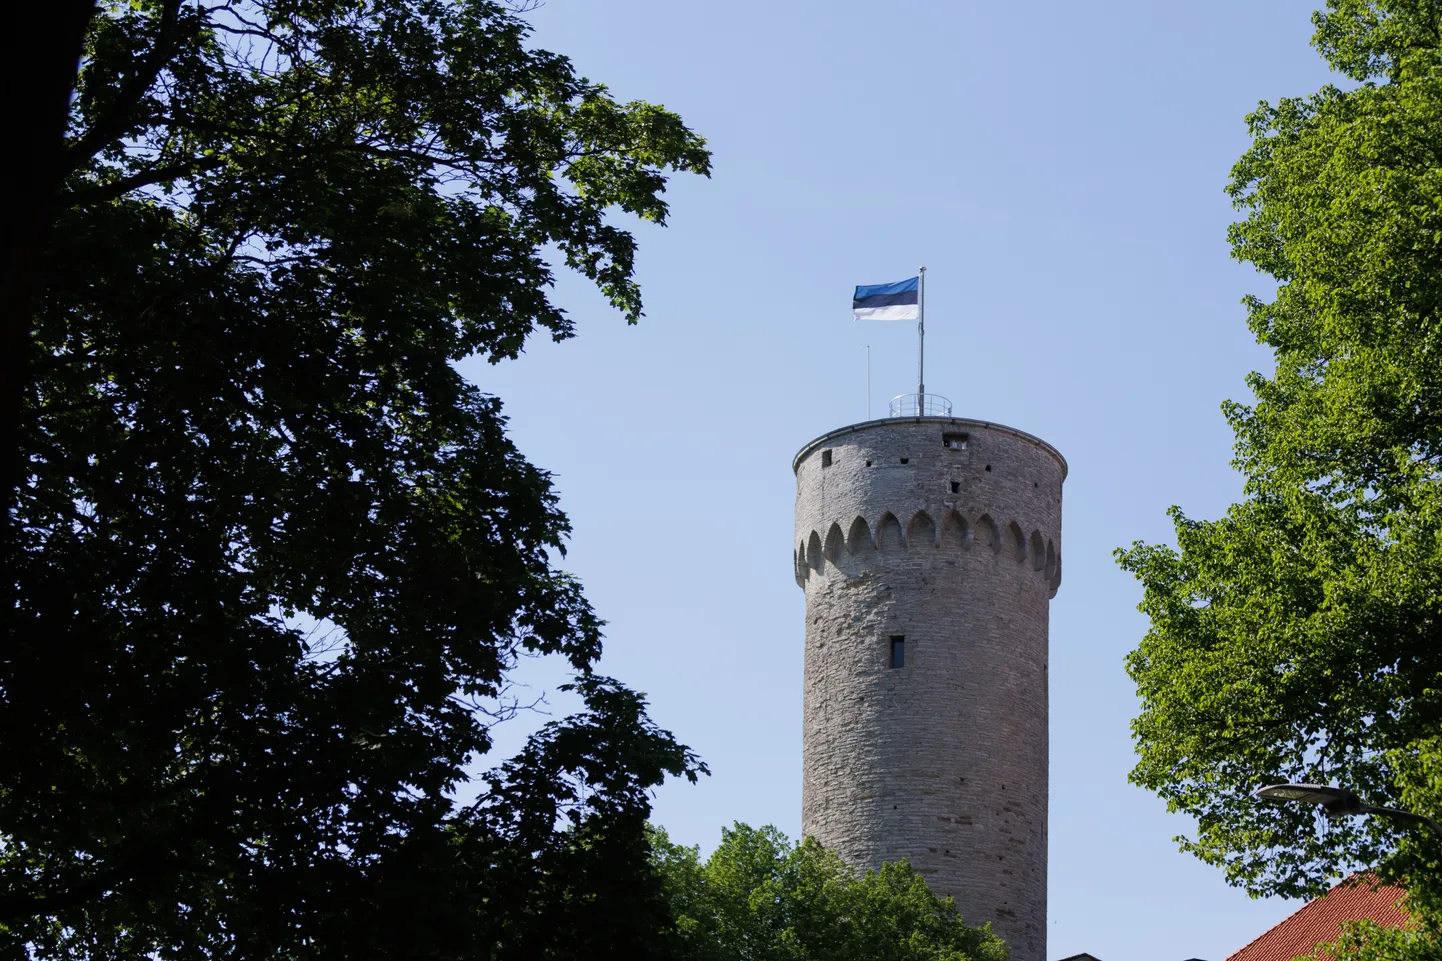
792;417;1065;961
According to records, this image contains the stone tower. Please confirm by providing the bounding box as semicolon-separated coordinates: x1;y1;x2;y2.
793;413;1064;961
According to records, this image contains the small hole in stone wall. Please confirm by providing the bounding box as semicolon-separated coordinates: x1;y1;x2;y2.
950;481;960;494
1033;482;1038;488
900;457;909;464
865;459;872;467
821;449;832;467
985;464;992;472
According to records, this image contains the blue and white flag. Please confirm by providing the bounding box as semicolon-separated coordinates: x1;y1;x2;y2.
853;276;919;321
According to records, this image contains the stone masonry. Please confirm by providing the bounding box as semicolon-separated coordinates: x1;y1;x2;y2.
793;416;1065;961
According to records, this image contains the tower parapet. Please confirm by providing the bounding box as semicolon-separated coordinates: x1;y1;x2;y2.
793;416;1064;961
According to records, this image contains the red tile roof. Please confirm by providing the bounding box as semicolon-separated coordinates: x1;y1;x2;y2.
1226;875;1411;961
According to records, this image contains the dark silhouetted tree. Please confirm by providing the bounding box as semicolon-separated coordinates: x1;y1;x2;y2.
4;0;710;956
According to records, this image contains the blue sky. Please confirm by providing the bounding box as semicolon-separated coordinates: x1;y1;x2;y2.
458;2;1342;958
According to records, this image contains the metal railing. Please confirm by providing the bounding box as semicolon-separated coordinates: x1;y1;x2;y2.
889;393;953;417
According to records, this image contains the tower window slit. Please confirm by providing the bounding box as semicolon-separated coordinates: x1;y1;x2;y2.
889;635;905;669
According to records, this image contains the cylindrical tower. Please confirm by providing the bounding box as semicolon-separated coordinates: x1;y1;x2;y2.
793;415;1064;961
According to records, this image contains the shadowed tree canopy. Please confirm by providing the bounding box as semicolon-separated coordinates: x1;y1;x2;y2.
1117;0;1442;928
649;824;1009;961
3;0;710;956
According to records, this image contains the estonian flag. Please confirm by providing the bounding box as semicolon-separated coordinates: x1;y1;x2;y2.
853;276;919;321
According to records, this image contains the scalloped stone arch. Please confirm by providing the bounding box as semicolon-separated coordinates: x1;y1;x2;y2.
808;530;824;571
1045;538;1057;579
1008;521;1027;563
1030;530;1046;571
976;514;1001;553
940;510;972;550
907;510;937;549
847;516;874;554
876;512;904;551
824;522;846;565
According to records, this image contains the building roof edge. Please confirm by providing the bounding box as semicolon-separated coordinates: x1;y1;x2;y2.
792;416;1068;479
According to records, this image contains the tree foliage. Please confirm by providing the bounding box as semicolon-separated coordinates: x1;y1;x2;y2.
1116;0;1442;923
1321;920;1442;961
648;824;1009;961
4;0;710;955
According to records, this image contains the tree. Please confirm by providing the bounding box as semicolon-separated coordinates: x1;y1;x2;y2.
1116;0;1442;926
4;0;710;956
1323;920;1442;961
648;823;1009;961
3;0;98;456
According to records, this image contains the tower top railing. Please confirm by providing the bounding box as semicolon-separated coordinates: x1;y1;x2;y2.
889;393;953;418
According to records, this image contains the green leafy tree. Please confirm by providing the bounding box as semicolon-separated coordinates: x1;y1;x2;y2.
648;823;1009;961
4;0;710;956
1116;0;1442;926
1321;921;1442;961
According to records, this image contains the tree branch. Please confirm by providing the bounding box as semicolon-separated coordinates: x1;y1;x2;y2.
63;155;227;207
62;0;185;177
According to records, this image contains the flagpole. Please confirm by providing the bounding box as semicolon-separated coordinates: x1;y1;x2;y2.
866;345;871;420
917;266;926;410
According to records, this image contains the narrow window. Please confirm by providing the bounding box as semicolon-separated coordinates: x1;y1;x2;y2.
899;457;909;464
943;432;969;450
950;481;961;494
889;635;905;669
865;459;872;467
821;449;833;468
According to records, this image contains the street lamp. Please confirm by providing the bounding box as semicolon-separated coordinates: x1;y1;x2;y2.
1254;783;1441;836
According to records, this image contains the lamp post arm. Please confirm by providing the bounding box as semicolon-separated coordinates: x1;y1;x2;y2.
1359;804;1442;837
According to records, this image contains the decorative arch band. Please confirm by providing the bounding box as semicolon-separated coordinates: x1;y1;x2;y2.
797;509;1061;595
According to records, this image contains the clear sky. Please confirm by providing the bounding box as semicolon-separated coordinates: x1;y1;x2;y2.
457;3;1343;958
